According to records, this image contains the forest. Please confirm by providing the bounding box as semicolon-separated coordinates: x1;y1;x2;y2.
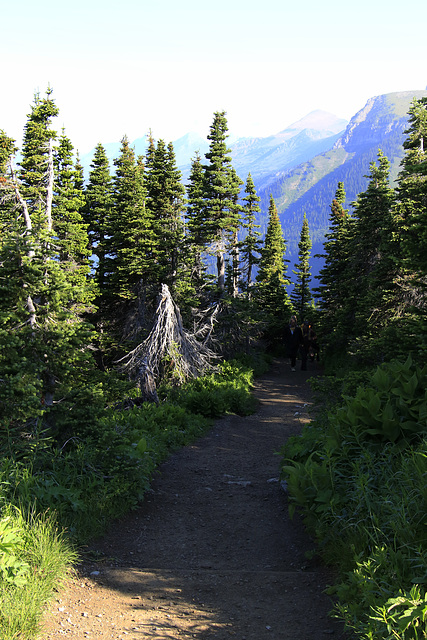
0;89;427;639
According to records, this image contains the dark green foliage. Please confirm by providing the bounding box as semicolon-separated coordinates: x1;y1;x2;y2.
397;96;427;281
255;195;292;340
202;111;242;293
162;359;258;418
280;356;427;639
290;213;314;321
82;142;114;294
240;172;262;296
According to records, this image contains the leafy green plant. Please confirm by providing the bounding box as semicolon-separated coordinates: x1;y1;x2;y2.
280;356;427;639
371;586;427;640
0;506;77;640
0;515;30;586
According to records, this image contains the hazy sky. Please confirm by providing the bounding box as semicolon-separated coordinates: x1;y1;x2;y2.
2;0;426;154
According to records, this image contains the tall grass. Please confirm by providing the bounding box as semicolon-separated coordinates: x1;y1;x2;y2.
0;505;77;640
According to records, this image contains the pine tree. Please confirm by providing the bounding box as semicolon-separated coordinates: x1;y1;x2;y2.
291;213;313;322
315;182;352;345
348;151;397;341
227;166;244;298
202;111;242;293
0;91;96;429
240;173;262;298
255;195;291;325
396;96;427;280
82;142;114;297
145;139;186;296
53;130;92;310
109;136;155;303
186;152;211;296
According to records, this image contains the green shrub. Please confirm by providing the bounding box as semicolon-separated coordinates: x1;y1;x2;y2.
280;356;427;639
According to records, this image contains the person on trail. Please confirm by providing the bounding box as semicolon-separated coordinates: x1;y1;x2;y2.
283;315;304;371
308;324;320;362
300;320;310;371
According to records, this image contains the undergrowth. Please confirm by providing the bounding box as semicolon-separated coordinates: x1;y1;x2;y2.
0;352;264;639
279;355;427;639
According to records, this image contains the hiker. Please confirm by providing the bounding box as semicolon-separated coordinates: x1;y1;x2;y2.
300;320;311;371
308;324;320;361
283;315;303;371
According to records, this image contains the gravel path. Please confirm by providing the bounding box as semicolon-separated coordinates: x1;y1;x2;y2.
43;358;351;640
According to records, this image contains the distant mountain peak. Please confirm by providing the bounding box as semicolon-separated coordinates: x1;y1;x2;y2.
279;110;348;135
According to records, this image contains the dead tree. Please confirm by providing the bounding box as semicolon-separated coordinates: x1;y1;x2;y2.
117;284;218;402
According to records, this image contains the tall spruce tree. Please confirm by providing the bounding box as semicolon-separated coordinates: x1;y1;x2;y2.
82;142;114;298
186;152;211;296
0;91;95;429
255;195;291;327
145;139;186;297
109;136;155;304
347;151;397;345
53;130;92;310
202;111;241;293
240;173;262;298
315;182;352;350
396;96;427;281
291;213;313;322
227;166;244;298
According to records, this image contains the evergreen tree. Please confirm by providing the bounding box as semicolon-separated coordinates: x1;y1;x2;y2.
255;195;291;326
53;130;92;310
18;88;58;219
0;91;96;430
145;139;186;296
82;142;114;297
347;151;397;343
315;182;352;346
291;213;313;322
227;166;244;298
109;136;155;303
186;152;211;296
240;173;262;298
202;111;241;293
396;96;427;281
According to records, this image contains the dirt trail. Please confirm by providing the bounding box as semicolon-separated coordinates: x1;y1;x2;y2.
43;358;350;640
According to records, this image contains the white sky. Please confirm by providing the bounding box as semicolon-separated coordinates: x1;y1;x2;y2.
2;0;426;154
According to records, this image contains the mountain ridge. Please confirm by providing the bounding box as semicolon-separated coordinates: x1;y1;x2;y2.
262;89;427;277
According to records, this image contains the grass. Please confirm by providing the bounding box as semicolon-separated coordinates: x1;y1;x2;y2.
0;505;77;640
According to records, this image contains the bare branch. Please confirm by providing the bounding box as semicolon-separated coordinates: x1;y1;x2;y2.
117;285;218;399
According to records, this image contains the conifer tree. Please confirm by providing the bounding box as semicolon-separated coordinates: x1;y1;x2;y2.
315;182;351;344
240;173;262;298
18;88;58;215
53;130;92;309
291;213;313;322
347;151;397;342
202;111;242;293
0;91;95;428
255;195;291;324
82;142;114;297
186;152;211;295
396;96;427;281
145;139;186;296
109;136;155;303
227;166;244;298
